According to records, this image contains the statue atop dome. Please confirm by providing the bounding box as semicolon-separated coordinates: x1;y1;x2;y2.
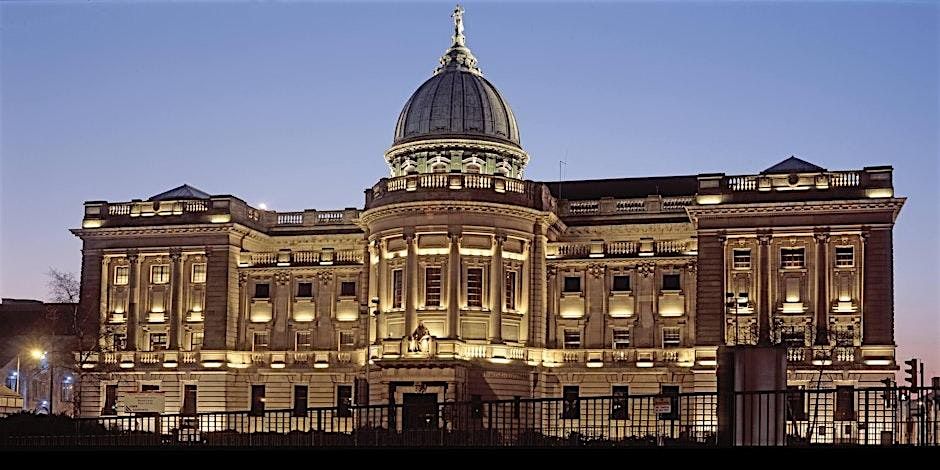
452;4;465;46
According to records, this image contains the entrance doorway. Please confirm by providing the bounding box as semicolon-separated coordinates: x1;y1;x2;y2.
402;393;438;430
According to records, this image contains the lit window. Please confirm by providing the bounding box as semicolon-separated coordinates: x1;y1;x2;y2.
504;270;517;310
149;333;168;351
563;276;581;293
60;382;74;403
296;282;313;298
663;327;680;347
296;331;312;350
467;268;484;308
780;328;805;348
613;329;631;349
253;283;270;299
662;274;681;291
340;281;356;297
392;269;403;309
189;331;204;350
781;248;805;269
733;249;751;270
191;263;207;283
425;267;442;308
252;331;269;351
111;333;127;351
835;247;854;268
563;330;581;349
612;275;631;292
114;266;129;285
150;265;170;284
339;331;355;351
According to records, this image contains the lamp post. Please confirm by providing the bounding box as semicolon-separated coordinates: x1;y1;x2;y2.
726;292;749;345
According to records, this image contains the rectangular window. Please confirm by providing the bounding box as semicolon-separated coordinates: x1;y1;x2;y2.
563;329;581;349
835;386;856;421
733;249;752;270
339;331;355;351
296;282;313;298
295;331;312;350
612;275;631;292
659;385;680;420
61;383;74;403
250;385;265;416
293;385;308;418
467;268;484;308
780;328;805;348
252;331;269;351
150;265;170;284
781;248;805;269
102;384;118;416
253;283;270;299
611;386;629;420
182;385;197;415
504;270;516;310
663;327;681;347
141;384;160;392
425;267;442;308
112;333;127;351
835;247;854;268
392;269;404;309
340;281;356;297
114;266;129;285
833;325;855;347
662;274;681;291
190;331;204;350
149;333;168;351
191;263;207;283
563;276;581;293
613;329;631;349
337;385;353;418
786;385;806;421
561;386;580;419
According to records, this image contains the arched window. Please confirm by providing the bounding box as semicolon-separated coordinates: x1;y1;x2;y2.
495;161;512;177
462;156;486;174
428;156;450;173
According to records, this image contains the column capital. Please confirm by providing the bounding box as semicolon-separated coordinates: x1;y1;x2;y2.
757;232;773;245
169;248;183;261
814;231;830;243
403;231;416;243
126;249;140;262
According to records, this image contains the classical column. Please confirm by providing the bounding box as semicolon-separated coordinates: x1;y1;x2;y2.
489;234;505;343
272;271;291;350
757;232;772;345
236;272;249;350
528;221;548;348
169;249;183;350
814;230;830;346
126;249;140;350
404;232;418;337
367;239;379;344
447;230;461;339
375;239;387;343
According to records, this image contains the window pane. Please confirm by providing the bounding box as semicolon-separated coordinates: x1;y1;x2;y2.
340;281;356;297
835;247;854;267
504;271;516;310
663;327;680;347
782;248;805;268
659;385;679;420
563;276;581;293
733;249;751;270
191;263;207;283
151;265;169;284
562;386;580;419
613;329;631;349
835;386;856;421
563;330;581;349
250;385;265;415
296;331;312;349
253;332;269;351
190;332;204;350
662;274;681;291
612;275;631;292
339;331;355;350
611;386;629;420
425;267;442;308
297;282;313;298
293;385;308;417
114;266;129;285
337;385;353;417
467;268;483;308
786;385;806;421
183;385;197;415
392;269;404;309
150;333;167;351
103;384;118;416
254;283;270;299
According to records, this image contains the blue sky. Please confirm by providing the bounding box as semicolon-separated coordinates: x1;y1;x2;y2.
1;1;937;376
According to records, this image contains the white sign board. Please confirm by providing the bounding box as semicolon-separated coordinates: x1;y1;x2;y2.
123;392;165;414
654;397;672;414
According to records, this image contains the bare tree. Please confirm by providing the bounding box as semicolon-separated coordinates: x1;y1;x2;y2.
46;268;106;417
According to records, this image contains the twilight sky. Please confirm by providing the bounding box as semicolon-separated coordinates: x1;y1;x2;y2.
1;1;937;378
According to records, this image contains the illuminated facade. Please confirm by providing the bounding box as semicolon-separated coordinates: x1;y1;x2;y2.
72;7;904;418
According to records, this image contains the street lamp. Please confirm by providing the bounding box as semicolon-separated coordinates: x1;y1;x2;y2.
726;292;749;345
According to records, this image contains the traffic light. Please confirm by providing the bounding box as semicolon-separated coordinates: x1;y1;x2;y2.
903;358;919;388
880;378;894;408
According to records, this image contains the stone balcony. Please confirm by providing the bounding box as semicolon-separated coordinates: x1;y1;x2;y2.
365;173;556;211
82;349;366;371
696;166;895;205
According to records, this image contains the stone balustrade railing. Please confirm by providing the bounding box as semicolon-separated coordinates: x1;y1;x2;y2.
557;195;694;217
239;248;364;267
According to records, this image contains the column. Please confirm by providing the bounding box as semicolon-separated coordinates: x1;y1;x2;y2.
447;230;461;339
529;222;548;348
367;239;379;344
375;239;387;343
757;232;772;345
273;271;291;350
489;234;505;343
169;249;183;350
126;249;140;350
814;230;830;346
404;232;418;337
236;273;249;350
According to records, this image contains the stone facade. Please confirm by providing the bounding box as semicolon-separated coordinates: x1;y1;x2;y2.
70;8;905;418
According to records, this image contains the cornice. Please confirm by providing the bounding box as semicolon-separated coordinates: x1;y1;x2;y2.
71;224;240;239
561;222;694;238
359;200;550;226
685;198;906;222
384;138;529;164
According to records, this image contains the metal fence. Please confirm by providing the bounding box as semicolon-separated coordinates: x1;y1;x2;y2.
1;387;937;448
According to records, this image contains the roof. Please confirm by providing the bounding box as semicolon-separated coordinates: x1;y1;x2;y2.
542;175;700;201
762;156;826;174
149;184;211;201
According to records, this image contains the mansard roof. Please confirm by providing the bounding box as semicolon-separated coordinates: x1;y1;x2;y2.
762;156;826;174
149;184;211;201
